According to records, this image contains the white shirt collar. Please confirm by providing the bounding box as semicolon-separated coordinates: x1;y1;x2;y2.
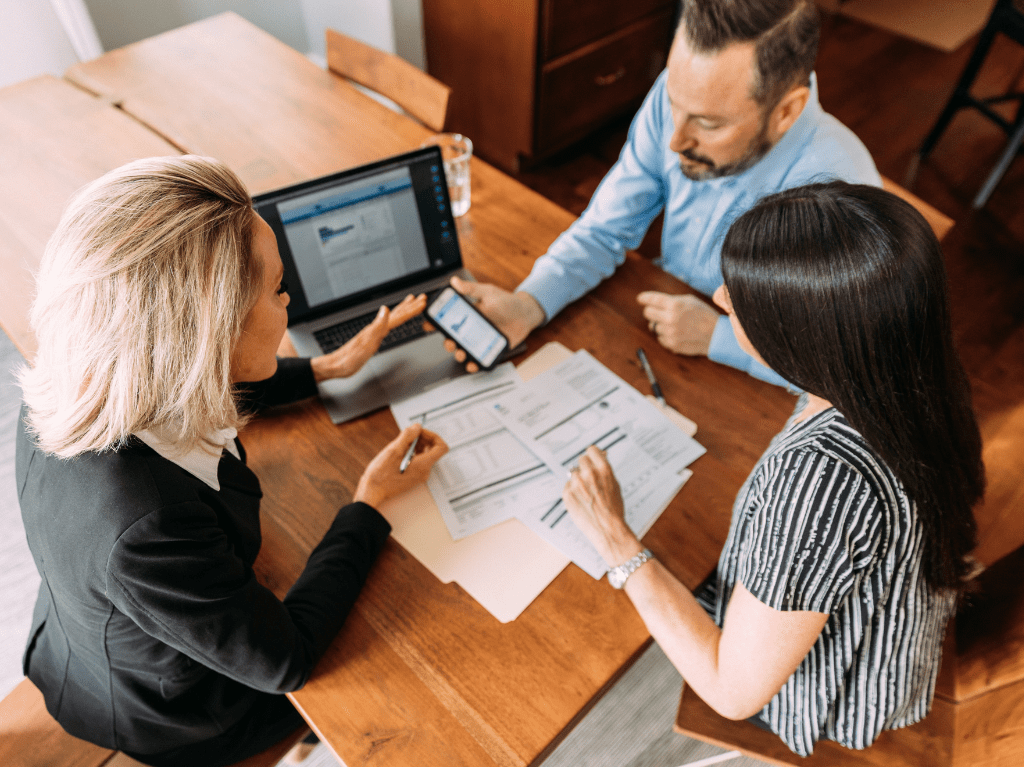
136;424;240;491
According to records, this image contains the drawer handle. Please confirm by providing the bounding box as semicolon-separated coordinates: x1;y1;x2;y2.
594;67;626;87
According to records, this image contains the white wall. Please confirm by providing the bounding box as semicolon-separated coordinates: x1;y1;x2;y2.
391;0;426;70
1;0;426;92
83;0;311;54
0;0;80;89
84;0;425;70
299;0;424;70
301;0;394;64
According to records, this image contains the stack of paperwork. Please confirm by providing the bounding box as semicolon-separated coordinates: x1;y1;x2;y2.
379;343;705;622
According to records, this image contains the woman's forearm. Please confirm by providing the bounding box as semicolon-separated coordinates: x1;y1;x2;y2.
620;560;745;717
563;446;825;717
622;560;828;719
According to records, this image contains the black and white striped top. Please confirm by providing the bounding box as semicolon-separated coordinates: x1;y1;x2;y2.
713;395;954;756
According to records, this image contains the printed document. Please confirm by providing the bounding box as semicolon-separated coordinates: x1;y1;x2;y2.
493;350;706;576
391;365;563;540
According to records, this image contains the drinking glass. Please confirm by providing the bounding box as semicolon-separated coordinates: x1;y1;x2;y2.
421;133;473;217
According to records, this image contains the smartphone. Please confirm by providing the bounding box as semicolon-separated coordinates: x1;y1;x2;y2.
426;286;510;370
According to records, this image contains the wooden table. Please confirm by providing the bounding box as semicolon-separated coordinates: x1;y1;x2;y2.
0;76;178;358
1;12;796;767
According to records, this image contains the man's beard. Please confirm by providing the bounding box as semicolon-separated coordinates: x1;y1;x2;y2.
678;122;774;181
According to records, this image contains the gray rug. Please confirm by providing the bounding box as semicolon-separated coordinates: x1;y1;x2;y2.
0;330;38;699
541;641;764;767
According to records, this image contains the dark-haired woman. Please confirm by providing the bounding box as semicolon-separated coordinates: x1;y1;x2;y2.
562;181;984;756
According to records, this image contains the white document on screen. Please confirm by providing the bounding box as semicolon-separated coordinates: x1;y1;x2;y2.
390;364;564;540
492;350;706;577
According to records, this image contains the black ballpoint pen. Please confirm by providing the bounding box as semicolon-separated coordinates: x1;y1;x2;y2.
636;348;667;407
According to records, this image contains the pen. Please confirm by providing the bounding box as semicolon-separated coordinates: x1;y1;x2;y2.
636;348;667;408
399;417;425;473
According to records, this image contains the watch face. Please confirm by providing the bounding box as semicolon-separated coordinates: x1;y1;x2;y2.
607;568;627;589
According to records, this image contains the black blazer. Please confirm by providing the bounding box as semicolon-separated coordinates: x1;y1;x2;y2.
17;359;391;754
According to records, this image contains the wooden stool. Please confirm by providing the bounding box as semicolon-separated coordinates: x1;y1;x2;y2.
880;175;954;240
0;677;305;767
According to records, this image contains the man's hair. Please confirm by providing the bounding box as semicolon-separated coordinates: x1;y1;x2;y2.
679;0;820;109
21;155;262;458
720;181;984;593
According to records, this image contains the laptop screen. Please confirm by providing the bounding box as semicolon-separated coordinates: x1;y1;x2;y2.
253;147;462;324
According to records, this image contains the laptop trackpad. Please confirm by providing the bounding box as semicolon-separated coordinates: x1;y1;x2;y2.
316;333;463;424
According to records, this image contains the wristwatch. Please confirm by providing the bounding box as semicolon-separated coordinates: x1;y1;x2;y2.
607;548;654;589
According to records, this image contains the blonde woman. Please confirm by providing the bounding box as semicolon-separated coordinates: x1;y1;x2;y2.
16;156;447;767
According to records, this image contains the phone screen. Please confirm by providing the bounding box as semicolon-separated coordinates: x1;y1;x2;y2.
427;287;508;368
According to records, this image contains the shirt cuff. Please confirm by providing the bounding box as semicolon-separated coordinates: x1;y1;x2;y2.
707;316;797;390
517;266;573;324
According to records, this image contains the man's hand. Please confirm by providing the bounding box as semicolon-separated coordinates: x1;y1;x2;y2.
310;294;427;382
438;276;545;373
637;291;719;357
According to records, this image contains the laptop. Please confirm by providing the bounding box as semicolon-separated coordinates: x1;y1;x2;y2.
253;146;467;423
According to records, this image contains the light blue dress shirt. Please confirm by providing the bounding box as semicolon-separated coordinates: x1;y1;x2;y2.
517;72;882;387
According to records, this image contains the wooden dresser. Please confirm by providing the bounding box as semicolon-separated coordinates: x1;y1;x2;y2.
422;0;676;172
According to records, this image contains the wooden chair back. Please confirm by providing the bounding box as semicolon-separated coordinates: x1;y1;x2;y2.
881;176;954;241
970;398;1024;566
325;28;450;132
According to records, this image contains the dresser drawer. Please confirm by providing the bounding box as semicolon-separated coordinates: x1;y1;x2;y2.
542;0;674;61
537;10;672;151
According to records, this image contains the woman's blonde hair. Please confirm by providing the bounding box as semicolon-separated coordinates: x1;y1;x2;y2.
20;155;263;458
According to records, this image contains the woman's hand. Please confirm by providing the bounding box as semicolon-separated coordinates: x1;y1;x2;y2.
310;294;427;382
353;423;448;508
562;446;644;567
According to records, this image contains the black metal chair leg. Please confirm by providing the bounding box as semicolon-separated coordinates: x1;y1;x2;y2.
908;0;1024;202
973;112;1024;207
917;22;1001;162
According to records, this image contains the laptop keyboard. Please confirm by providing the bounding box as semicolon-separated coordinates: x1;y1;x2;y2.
313;311;429;354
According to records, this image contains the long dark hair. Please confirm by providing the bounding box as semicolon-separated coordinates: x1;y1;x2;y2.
720;181;984;591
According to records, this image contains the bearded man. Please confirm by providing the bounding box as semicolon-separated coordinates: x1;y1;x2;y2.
448;0;880;387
